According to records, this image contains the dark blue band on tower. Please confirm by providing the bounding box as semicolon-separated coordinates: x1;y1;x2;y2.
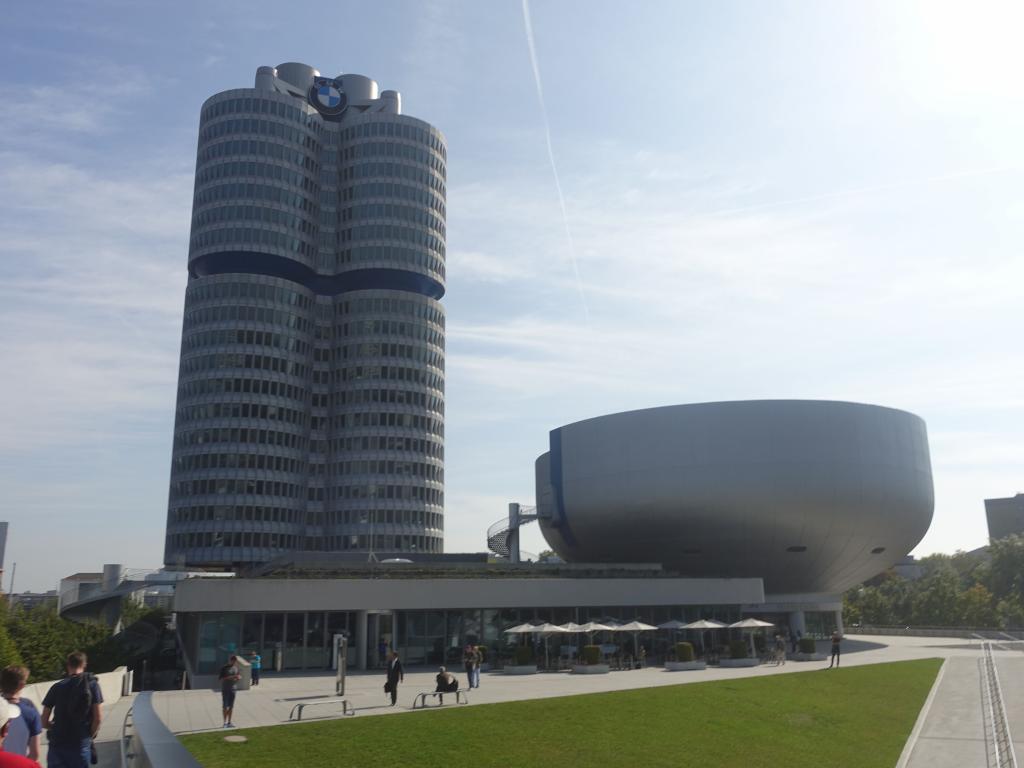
189;251;445;299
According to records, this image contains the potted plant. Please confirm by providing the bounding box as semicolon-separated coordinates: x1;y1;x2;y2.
720;638;759;667
665;641;706;671
503;645;537;675
791;636;826;661
573;644;610;674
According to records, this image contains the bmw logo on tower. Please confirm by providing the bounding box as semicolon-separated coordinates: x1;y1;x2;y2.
309;76;347;117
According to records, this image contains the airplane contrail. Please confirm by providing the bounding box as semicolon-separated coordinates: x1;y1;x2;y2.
521;0;590;322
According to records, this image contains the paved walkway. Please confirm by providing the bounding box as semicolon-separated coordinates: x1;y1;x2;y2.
150;634;1006;735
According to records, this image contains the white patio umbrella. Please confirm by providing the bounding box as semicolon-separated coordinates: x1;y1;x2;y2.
682;619;728;655
577;621;615;645
658;619;690;650
532;623;568;669
615;621;658;660
503;622;538;634
728;618;775;657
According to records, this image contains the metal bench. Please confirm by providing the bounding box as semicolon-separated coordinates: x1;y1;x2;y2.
412;689;469;709
288;698;353;720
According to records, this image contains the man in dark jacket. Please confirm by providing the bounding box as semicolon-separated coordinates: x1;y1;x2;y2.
41;652;102;768
384;650;403;707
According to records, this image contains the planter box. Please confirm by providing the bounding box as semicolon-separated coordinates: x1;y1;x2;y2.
719;658;760;668
572;664;610;674
502;665;537;675
664;661;707;671
790;653;827;662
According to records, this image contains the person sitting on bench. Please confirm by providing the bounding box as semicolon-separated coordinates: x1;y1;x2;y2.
434;667;459;703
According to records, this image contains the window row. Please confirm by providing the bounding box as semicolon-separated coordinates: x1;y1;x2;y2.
338;343;444;368
190;223;317;261
341;180;445;218
192;203;317;240
335;364;444;392
179;376;307;402
171;503;305;525
183;328;310;356
334;484;443;504
174;426;307;452
183;304;313;333
177;400;307;427
339;318;443;342
180;352;310;379
196;159;317;196
189;278;313;309
341;141;445;180
332;434;443;459
331;245;445;281
174;452;306;474
338;119;445;160
326;534;442;553
195;181;318;218
200;137;318;175
341;160;444;197
168;531;302;550
332;411;443;436
333;459;442;482
338;222;445;258
170;477;305;500
341;201;445;239
337;296;443;324
201;98;321;134
325;508;443;528
335;387;442;414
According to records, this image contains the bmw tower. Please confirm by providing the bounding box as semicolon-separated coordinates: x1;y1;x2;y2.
164;63;446;569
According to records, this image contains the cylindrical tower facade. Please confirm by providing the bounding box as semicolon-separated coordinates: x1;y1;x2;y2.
165;65;445;569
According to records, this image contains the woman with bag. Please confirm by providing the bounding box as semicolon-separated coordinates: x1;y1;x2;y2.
384;650;403;707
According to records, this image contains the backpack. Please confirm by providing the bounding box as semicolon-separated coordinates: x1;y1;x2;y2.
53;674;93;741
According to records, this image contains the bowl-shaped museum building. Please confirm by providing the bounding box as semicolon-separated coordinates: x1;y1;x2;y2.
536;400;934;598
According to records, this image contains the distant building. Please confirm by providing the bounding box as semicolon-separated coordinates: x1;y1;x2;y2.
8;590;57;610
891;556;924;581
985;493;1024;541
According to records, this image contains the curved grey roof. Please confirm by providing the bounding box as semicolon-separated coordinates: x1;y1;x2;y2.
536;400;933;595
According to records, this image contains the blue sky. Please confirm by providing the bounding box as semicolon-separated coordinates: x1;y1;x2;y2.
1;0;1022;591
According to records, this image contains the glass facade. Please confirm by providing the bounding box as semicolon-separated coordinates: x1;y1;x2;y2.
184;603;741;674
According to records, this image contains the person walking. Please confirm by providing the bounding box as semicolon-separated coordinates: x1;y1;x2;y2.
1;667;41;762
828;629;842;668
0;702;40;768
462;645;480;689
218;655;241;728
384;650;403;707
248;651;261;686
40;651;103;768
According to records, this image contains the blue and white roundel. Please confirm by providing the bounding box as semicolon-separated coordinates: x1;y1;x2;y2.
308;78;347;117
316;84;342;109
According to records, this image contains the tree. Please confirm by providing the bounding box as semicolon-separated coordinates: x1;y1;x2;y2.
958;584;997;627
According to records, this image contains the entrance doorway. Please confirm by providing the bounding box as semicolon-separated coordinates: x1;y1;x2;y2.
368;612;394;669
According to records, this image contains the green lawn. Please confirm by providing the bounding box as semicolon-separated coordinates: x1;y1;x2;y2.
183;659;940;768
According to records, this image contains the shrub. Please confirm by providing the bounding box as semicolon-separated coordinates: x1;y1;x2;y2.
799;637;817;654
728;640;749;659
675;642;695;662
475;645;487;663
513;646;534;666
581;645;602;665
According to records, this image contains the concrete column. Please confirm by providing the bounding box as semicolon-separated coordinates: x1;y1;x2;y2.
834;609;845;636
355;610;368;671
788;609;806;637
508;503;521;564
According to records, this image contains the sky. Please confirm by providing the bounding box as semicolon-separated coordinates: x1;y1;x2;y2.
1;0;1022;592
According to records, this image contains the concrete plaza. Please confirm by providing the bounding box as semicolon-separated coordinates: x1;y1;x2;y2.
78;634;1023;767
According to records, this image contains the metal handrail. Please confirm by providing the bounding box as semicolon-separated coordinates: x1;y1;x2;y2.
119;704;134;768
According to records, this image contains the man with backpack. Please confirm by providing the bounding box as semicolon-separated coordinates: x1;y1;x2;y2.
40;652;102;768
